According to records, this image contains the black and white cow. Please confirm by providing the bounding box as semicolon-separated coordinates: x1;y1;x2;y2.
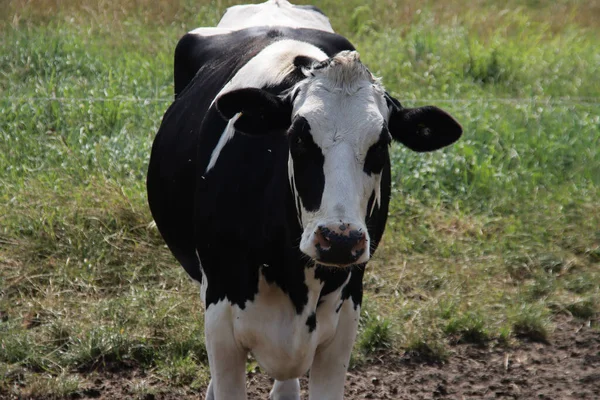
147;1;462;399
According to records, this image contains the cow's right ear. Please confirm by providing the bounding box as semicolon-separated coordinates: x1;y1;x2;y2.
216;88;292;135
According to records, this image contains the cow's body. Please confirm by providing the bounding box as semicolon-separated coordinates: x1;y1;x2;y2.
147;1;461;399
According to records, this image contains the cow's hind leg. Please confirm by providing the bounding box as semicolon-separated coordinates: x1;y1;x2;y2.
270;379;300;400
205;302;247;400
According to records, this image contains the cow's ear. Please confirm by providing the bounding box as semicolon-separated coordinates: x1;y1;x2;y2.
216;88;292;135
386;95;462;152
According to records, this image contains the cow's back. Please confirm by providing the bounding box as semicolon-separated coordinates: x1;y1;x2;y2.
217;0;332;32
175;0;333;96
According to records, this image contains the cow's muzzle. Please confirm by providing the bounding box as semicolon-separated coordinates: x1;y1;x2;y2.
313;223;367;266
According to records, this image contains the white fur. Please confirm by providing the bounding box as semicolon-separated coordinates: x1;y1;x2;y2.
234;267;323;380
309;299;360;400
188;27;233;37
202;267;354;399
204;300;248;400
197;4;391;399
369;174;382;217
290;51;389;264
270;379;301;400
205;379;214;400
195;249;208;302
202;47;389;400
218;0;333;33
205;40;328;174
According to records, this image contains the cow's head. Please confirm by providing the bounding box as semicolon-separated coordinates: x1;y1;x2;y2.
217;51;462;267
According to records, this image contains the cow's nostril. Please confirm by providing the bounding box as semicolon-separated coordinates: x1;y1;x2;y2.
315;226;331;250
351;233;367;257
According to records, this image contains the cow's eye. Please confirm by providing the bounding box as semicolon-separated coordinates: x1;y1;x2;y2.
372;141;386;156
291;131;314;156
289;117;316;157
363;133;390;176
371;141;387;161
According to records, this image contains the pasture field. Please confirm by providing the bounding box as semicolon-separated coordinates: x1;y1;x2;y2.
1;0;599;398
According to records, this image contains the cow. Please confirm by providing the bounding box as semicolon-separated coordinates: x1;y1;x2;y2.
146;1;462;399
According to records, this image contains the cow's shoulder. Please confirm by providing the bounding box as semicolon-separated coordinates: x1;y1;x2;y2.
176;27;354;83
174;26;351;97
174;27;267;97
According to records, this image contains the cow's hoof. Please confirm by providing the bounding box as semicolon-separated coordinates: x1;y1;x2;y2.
205;379;214;400
269;379;300;400
269;395;301;400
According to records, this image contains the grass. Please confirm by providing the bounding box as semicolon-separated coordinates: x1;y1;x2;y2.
1;0;599;397
357;307;393;355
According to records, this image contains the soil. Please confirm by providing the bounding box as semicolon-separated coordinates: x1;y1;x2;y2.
5;316;599;400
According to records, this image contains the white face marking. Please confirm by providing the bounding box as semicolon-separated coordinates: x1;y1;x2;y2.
218;0;334;33
289;52;389;265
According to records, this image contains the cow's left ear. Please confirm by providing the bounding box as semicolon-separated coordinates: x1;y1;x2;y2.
216;88;292;135
387;96;462;152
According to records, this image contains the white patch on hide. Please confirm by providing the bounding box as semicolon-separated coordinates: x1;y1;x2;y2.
218;0;333;33
205;40;328;174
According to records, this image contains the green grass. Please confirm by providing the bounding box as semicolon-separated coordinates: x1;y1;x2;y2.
357;306;393;355
1;0;599;397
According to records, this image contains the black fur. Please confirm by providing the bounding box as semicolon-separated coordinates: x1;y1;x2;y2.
306;312;317;332
387;100;463;152
216;88;292;135
148;23;457;318
363;128;391;176
148;27;367;314
288;117;325;212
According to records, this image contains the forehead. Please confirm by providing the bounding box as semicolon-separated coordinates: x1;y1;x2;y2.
292;79;388;149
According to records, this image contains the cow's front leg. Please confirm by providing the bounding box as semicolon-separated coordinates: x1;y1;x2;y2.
270;379;300;400
205;302;247;400
205;379;214;400
308;300;360;400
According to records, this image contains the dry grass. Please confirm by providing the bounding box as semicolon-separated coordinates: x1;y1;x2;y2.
4;0;600;33
1;0;598;397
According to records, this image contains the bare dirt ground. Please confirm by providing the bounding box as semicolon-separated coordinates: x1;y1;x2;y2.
6;316;599;400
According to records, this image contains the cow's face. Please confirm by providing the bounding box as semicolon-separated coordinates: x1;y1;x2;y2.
216;51;462;268
287;52;389;266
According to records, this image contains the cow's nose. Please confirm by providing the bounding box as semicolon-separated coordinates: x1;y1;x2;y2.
314;224;367;266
